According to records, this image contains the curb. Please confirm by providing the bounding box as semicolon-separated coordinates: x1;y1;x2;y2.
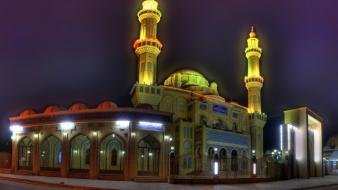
0;176;116;190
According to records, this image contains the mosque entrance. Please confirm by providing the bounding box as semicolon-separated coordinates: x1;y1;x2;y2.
137;135;160;176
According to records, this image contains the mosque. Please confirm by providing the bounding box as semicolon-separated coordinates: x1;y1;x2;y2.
8;0;268;182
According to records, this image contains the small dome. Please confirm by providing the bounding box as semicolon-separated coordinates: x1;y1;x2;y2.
20;109;36;117
69;103;89;112
97;101;118;110
44;106;62;114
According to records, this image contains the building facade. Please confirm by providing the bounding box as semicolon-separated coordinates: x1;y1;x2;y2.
323;136;338;175
9;0;268;181
9;103;172;181
131;0;267;178
280;107;323;178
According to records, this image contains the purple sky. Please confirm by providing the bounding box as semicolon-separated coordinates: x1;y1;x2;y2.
0;0;337;143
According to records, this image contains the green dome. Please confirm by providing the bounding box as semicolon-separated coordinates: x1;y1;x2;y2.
164;69;209;88
163;69;219;95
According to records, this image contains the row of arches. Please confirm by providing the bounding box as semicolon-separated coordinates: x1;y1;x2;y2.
193;147;248;174
17;134;161;176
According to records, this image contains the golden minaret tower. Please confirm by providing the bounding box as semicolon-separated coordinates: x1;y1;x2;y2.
245;26;267;171
133;0;163;85
245;26;263;114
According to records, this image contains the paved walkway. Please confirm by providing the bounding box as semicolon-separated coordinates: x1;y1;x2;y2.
0;173;337;190
0;179;68;190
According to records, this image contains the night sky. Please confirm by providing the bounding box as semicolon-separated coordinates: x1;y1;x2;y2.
0;0;337;146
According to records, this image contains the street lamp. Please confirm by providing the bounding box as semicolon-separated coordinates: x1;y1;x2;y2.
214;154;219;176
252;149;257;176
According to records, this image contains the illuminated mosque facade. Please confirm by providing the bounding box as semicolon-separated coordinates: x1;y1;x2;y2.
9;0;268;182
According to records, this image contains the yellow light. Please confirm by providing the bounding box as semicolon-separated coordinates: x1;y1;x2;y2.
142;0;158;10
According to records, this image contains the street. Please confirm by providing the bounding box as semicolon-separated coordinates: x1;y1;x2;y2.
0;179;68;190
307;185;338;190
0;175;338;190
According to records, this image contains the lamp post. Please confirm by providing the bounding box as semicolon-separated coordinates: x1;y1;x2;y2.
214;154;219;176
169;146;175;183
252;149;256;177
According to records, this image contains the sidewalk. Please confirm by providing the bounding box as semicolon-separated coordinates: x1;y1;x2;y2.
0;173;337;190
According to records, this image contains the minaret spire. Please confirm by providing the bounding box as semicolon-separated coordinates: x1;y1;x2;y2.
133;0;163;85
250;26;256;37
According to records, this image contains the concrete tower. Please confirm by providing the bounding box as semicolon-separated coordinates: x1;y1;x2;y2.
244;27;267;162
133;0;163;85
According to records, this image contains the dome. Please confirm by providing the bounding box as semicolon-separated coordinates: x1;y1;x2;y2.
44;106;62;114
97;101;118;110
69;103;89;112
163;69;219;95
20;109;36;117
164;69;209;88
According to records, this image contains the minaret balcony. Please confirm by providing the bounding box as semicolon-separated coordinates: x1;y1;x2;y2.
249;112;267;122
134;39;162;55
245;47;262;58
244;76;264;84
138;9;161;23
244;76;264;89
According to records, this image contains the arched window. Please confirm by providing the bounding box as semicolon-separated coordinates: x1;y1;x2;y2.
18;137;33;169
208;147;215;158
40;136;61;170
208;147;215;171
195;147;202;172
212;120;223;129
70;135;90;170
200;115;207;127
233;122;238;131
137;135;160;176
183;156;192;169
231;150;238;172
100;134;124;173
220;148;227;171
242;151;248;173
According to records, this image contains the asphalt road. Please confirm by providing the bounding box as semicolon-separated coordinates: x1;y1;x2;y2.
307;185;338;190
0;179;69;190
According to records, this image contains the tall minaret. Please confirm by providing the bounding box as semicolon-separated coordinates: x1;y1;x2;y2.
245;26;263;114
133;0;163;85
244;27;267;168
